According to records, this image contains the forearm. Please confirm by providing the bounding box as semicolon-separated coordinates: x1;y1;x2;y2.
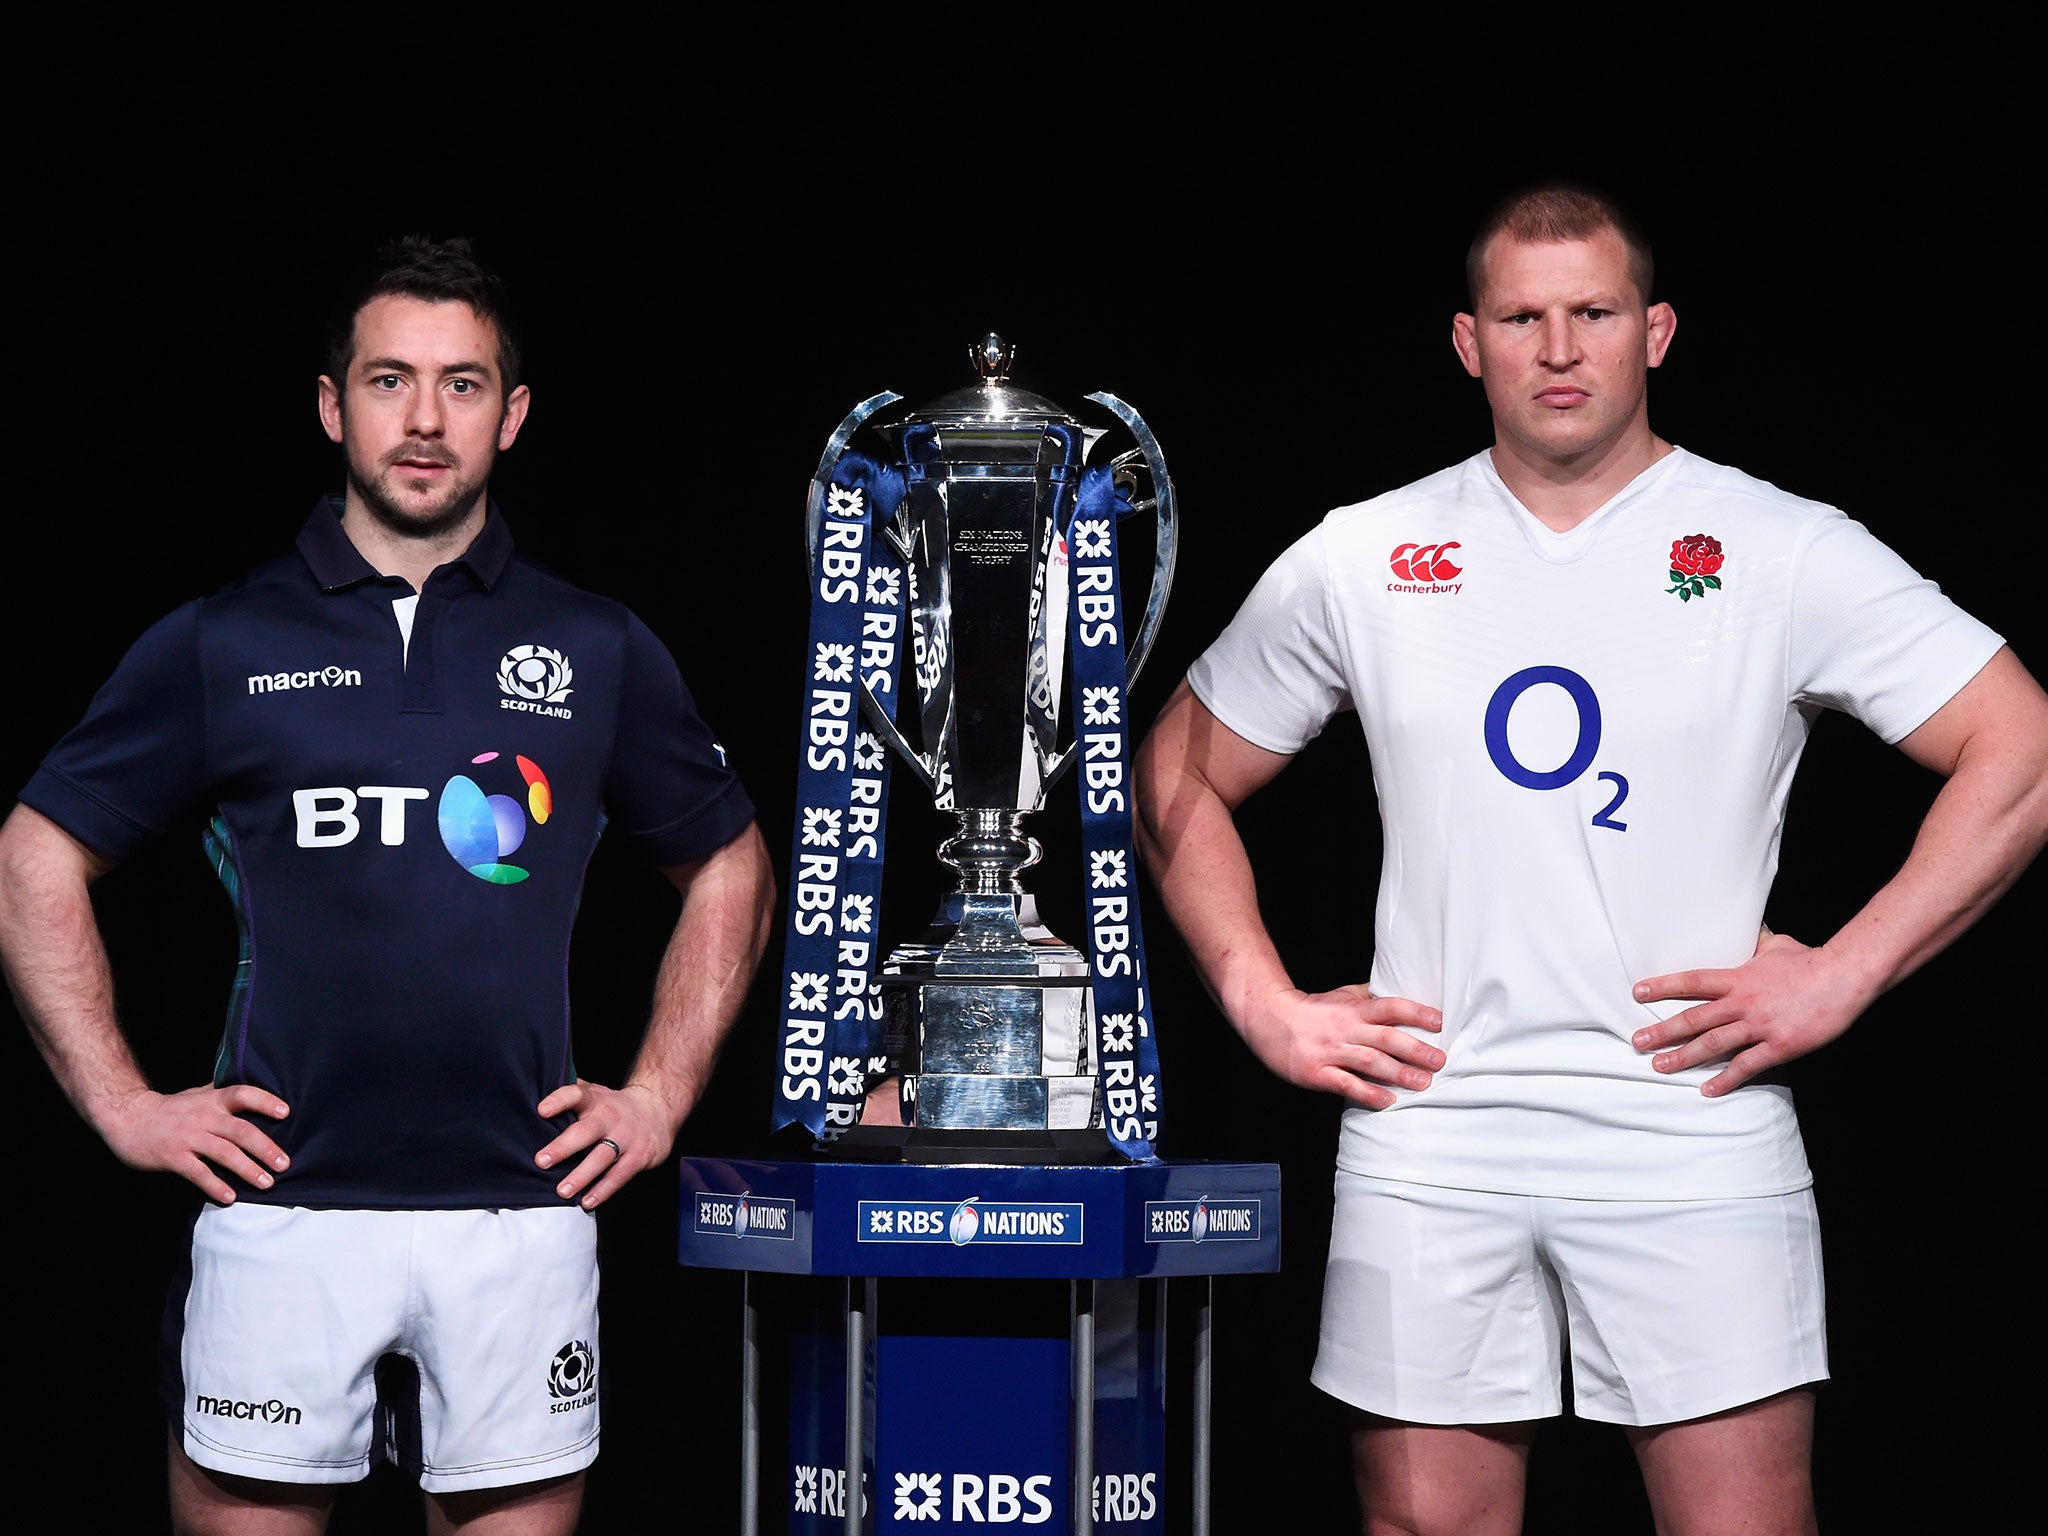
0;809;149;1135
1136;700;1444;1105
626;824;778;1133
1137;775;1296;1036
1134;683;1310;1049
1633;674;2048;1094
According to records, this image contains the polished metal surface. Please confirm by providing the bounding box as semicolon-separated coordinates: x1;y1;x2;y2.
916;1069;1050;1128
842;1279;869;1536
1072;1280;1097;1536
1193;1278;1213;1536
818;340;1172;1148
742;1275;760;1536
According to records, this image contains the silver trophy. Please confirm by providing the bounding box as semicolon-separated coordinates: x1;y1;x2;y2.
806;335;1176;1162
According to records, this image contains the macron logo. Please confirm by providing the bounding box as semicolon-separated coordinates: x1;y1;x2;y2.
248;666;363;694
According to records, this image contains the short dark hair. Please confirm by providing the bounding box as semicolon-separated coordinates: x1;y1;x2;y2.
325;235;523;392
1465;182;1655;309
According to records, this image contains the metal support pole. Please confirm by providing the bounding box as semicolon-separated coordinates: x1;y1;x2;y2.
741;1273;761;1536
844;1278;868;1536
1192;1277;1213;1536
1072;1278;1096;1536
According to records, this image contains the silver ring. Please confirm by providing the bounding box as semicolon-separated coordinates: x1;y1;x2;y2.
599;1137;622;1157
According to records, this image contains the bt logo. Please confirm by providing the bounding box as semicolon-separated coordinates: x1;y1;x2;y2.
291;751;555;882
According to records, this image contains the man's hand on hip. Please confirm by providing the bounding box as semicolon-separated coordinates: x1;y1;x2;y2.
535;1079;675;1209
1631;930;1875;1095
101;1083;291;1204
1240;983;1445;1109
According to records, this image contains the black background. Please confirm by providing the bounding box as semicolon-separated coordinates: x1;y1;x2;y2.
10;14;2037;1534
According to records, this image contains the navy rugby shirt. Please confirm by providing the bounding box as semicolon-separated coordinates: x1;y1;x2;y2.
21;497;755;1209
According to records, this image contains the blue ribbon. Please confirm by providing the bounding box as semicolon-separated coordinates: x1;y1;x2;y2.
771;453;907;1145
772;434;1165;1161
1058;447;1163;1161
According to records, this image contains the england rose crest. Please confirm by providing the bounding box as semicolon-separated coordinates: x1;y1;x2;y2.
1666;533;1724;602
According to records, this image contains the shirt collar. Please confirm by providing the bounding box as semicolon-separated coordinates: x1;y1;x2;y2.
295;493;517;593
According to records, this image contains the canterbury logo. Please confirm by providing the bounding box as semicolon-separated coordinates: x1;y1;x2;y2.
1390;542;1463;582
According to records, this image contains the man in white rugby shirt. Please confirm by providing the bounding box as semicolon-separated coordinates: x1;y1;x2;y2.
1133;181;2048;1535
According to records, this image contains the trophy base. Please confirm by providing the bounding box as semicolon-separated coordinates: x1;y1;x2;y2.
828;1123;1131;1167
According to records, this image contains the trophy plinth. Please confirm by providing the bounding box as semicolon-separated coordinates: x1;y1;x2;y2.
860;809;1108;1163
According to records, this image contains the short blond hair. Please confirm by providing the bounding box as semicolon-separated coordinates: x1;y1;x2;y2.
1466;182;1654;308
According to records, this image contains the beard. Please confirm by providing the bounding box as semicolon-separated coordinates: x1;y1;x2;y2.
344;441;494;541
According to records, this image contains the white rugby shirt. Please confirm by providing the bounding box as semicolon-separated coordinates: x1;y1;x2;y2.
1188;448;2003;1199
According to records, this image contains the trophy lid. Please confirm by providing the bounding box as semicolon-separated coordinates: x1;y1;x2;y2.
892;333;1082;428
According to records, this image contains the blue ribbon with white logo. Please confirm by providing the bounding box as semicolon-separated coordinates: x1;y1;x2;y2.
1057;445;1163;1162
775;433;1164;1160
772;453;907;1145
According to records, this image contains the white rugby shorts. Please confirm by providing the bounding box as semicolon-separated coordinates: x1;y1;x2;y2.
1312;1173;1828;1427
168;1203;601;1492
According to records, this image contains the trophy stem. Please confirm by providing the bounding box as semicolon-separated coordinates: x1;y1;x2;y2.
938;809;1040;898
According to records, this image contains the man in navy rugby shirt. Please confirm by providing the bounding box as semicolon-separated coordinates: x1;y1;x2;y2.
0;237;776;1534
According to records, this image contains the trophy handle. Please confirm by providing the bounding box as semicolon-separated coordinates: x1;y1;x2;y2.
1040;390;1179;793
805;388;903;566
804;390;940;794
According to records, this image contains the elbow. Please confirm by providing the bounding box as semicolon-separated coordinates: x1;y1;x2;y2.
1997;711;2048;855
1133;793;1169;873
747;829;779;956
753;878;779;956
0;806;105;930
2019;760;2048;860
1130;750;1171;870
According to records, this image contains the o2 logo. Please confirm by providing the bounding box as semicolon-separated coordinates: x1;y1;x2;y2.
1483;666;1629;831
